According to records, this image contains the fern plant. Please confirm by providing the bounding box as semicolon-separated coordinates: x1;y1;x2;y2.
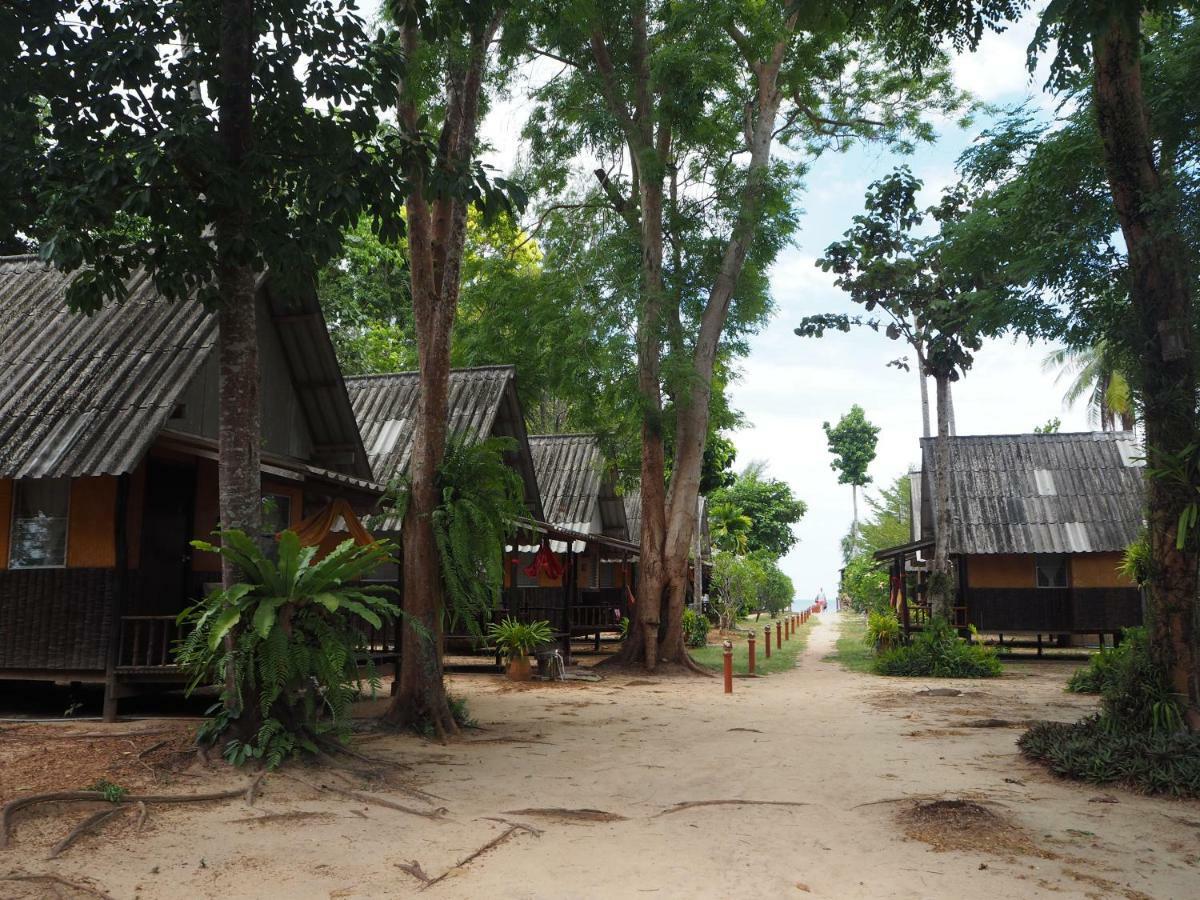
175;529;398;769
383;436;528;639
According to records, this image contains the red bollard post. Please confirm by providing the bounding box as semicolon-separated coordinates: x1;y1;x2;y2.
723;640;733;694
776;621;782;650
748;633;756;674
764;625;772;659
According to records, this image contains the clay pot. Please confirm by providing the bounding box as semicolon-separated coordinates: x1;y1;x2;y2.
506;655;532;682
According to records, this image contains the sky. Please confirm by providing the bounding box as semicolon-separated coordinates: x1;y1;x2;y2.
368;4;1094;603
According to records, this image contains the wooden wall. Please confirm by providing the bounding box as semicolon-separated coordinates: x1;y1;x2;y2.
66;477;118;568
0;479;10;570
1072;552;1132;588
966;554;1034;589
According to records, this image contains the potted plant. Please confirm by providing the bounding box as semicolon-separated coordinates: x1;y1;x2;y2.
866;609;901;653
487;617;553;681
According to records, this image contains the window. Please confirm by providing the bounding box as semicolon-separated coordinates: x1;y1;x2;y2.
10;479;69;568
261;493;293;535
1035;554;1068;589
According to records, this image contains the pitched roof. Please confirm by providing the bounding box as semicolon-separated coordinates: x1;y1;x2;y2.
345;366;544;521
0;255;371;481
529;434;627;538
920;431;1144;555
624;491;641;541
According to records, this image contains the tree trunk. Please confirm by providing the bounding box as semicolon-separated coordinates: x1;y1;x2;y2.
945;379;957;436
929;374;954;622
914;325;931;439
1092;12;1199;725
215;0;261;724
384;16;499;733
850;483;859;551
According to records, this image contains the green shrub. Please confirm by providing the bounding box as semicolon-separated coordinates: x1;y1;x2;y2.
682;609;709;648
1019;717;1200;797
1067;639;1132;694
840;552;891;615
1093;627;1182;734
874;619;1002;678
865;609;900;651
177;530;398;769
486;617;553;661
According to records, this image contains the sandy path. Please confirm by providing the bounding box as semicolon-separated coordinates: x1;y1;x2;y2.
3;612;1198;899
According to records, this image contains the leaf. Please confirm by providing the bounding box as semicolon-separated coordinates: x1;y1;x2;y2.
314;593;342;612
252;600;279;639
208;608;243;651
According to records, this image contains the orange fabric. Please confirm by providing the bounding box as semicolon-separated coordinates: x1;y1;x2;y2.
288;498;375;548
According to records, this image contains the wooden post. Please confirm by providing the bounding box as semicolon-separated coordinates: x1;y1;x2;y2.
722;641;733;693
747;633;756;674
776;621;782;650
102;474;131;723
764;625;771;659
784;616;790;640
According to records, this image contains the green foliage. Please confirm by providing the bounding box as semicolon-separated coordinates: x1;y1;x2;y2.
874;619;1002;678
821;407;880;489
1018;718;1200;798
486;617;553;661
1023;627;1198;796
856;477;913;557
87;779;128;803
840;553;891;616
447;694;477;730
709;552;760;629
708;462;807;558
682;608;710;649
708;501;753;554
385;437;527;639
1067;642;1131;695
1033;416;1062;434
1118;532;1152;587
866;610;901;651
175;530;398;769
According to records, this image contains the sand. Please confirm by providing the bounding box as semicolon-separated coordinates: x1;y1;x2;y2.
2;612;1198;899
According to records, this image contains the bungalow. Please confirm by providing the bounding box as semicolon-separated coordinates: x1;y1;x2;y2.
527;434;635;649
0;255;382;718
876;431;1144;645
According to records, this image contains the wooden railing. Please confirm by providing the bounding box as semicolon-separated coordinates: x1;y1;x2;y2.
117;616;184;668
569;605;624;631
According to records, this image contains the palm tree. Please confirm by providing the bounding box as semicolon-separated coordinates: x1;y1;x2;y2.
1043;341;1135;431
708;501;752;555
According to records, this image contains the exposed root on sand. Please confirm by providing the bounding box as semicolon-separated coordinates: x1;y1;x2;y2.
396;821;542;889
504;807;627;823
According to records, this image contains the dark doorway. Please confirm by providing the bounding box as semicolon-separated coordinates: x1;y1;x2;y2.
135;459;197;614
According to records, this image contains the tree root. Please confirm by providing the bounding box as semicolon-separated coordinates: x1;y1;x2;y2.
281;773;447;820
0;873;116;900
655;799;809;817
1;783;258;849
48;807;127;859
395;822;541;889
504;807;626;823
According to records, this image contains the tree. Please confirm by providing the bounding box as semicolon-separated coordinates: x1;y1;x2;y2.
840;474;911;614
1034;417;1062;434
949;2;1200;723
709;462;807;558
754;557;795;618
26;1;411;732
381;0;523;734
708;501;752;554
798;169;1040;620
822;406;879;550
1044;342;1135;430
525;0;981;672
709;552;758;631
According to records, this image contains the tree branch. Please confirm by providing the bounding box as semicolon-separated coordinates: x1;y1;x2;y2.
593;168;640;232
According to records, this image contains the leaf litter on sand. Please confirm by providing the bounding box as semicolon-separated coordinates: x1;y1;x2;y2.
896;799;1057;860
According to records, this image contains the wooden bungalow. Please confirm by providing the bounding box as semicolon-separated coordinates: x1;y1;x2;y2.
0;255;383;718
526;434;634;649
876;431;1144;646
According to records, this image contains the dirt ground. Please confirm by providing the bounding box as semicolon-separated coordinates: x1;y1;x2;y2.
3;612;1199;899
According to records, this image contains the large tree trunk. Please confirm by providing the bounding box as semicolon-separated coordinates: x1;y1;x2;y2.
929;374;955;622
384;16;498;733
215;0;261;723
913;326;931;439
1092;12;1199;725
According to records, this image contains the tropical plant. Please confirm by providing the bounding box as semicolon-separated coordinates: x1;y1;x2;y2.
486;617;553;662
874;619;1002;678
1043;341;1135;431
1067;640;1132;695
175;530;398;768
840;553;892;616
709;462;807;558
681;609;709;649
866;610;901;652
708;501;753;554
1118;532;1152;587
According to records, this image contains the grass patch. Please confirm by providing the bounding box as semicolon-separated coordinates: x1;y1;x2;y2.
827;614;874;673
690;613;816;676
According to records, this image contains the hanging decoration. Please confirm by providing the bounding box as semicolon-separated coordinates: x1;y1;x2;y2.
523;538;565;580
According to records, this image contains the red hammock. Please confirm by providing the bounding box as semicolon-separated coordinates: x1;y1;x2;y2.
523;538;565;580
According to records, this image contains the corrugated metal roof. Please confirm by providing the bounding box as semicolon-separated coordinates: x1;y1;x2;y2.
0;254;372;481
346;365;544;524
529;434;628;539
0;255;216;479
920;431;1145;555
624;491;641;541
